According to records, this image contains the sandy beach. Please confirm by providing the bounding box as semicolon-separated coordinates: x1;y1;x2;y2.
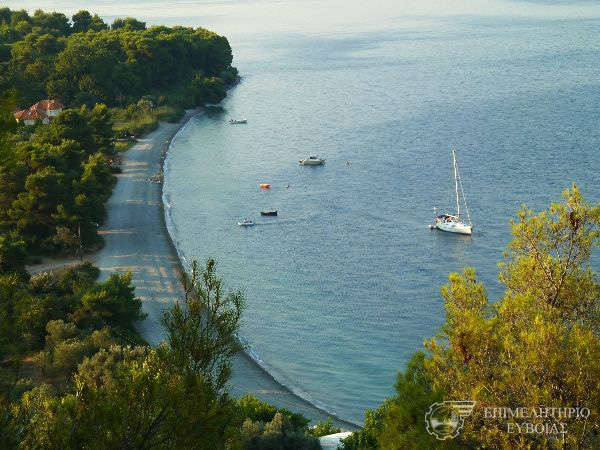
86;111;358;430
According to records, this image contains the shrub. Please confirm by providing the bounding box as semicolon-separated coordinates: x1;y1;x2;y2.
308;417;341;437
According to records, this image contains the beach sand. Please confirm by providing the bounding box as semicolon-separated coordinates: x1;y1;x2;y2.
89;111;359;430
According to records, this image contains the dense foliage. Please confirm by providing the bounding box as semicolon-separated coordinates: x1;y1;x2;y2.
0;100;115;255
0;9;336;450
111;97;183;138
0;7;237;109
0;262;144;394
343;185;600;449
239;395;322;449
0;258;325;449
0;8;239;255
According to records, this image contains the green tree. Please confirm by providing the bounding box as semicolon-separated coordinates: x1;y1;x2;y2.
60;152;115;247
70;272;145;330
0;89;16;165
238;394;311;431
51;225;79;253
362;185;600;449
37;322;115;380
89;14;108;32
308;417;341;437
31;10;71;36
8;166;67;245
0;273;25;356
111;17;146;31
16;259;246;449
0;7;13;24
2;8;236;109
9;10;31;27
192;74;226;106
52;261;99;294
88;103;115;156
161;258;245;392
0;235;26;277
71;10;106;34
241;412;321;450
1;102;115;253
0;91;19;235
49;32;127;105
76;344;147;388
9;263;112;353
34;105;115;156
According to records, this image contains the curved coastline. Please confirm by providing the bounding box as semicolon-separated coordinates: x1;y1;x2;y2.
161;111;361;431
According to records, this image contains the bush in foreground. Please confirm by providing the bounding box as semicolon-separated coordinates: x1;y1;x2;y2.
343;185;600;449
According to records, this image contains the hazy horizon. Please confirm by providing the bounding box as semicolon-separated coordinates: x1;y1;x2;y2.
3;1;600;38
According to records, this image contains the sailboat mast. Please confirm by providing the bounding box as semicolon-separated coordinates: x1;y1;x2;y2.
453;149;460;217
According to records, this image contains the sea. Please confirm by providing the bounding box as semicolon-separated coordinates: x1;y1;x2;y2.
11;0;600;424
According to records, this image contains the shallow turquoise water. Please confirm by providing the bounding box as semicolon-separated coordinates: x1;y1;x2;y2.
162;11;600;423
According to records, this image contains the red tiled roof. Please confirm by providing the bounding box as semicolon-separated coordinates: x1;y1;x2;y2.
15;108;48;121
31;99;64;111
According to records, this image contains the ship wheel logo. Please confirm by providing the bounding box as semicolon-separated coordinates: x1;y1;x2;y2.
425;401;476;440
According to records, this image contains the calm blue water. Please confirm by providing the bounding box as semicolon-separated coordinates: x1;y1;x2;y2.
162;10;600;423
10;0;599;424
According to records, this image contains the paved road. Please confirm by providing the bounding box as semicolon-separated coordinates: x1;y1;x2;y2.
91;117;187;343
90;112;359;431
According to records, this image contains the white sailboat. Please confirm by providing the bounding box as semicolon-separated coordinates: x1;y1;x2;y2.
430;149;473;235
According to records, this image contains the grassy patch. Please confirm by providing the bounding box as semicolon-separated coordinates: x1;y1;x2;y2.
114;140;134;152
111;104;184;139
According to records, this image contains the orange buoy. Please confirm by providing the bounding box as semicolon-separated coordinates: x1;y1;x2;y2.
260;183;271;189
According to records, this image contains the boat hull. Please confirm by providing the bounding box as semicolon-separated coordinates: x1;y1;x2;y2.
435;221;472;235
299;160;325;165
430;150;473;235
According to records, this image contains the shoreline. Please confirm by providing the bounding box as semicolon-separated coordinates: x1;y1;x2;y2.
91;110;198;345
162;111;360;431
88;107;359;430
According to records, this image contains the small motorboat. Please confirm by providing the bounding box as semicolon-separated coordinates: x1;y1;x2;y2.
238;219;254;226
299;155;326;165
259;183;271;189
261;211;278;216
229;119;247;124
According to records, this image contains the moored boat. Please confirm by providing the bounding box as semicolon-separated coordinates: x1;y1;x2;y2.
229;119;247;124
299;155;325;165
259;183;271;189
430;149;473;235
261;211;277;216
431;214;472;234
